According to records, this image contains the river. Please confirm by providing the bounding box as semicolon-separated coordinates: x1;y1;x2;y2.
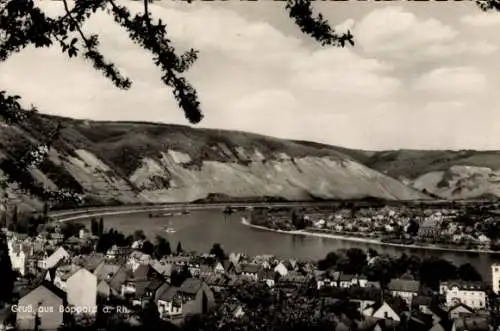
78;208;500;281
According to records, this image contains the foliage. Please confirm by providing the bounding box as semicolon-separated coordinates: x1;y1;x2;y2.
153;235;172;258
90;217;98;236
181;281;360;331
317;251;338;270
0;232;15;305
210;243;227;261
59;221;85;239
141;240;154;255
133;230;146;242
457;263;482;282
176;241;183;255
406;219;419;236
96;228;132;252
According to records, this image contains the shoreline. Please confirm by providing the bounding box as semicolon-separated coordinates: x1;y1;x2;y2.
51;206;500;255
240;218;500;255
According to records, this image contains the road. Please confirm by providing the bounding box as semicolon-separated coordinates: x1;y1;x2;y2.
48;201;340;221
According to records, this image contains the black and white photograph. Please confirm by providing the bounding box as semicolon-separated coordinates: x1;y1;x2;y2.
1;0;500;330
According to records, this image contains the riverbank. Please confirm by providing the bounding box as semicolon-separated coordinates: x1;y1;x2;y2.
240;217;500;255
51;204;500;255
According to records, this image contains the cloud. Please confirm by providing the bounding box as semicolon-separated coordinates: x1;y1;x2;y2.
462;13;500;27
355;7;496;59
421;101;464;112
1;1;499;150
290;48;401;99
355;7;456;54
413;67;488;96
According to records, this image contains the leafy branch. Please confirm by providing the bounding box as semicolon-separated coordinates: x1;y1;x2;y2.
285;0;354;47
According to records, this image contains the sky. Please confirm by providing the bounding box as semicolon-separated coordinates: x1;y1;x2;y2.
1;0;500;151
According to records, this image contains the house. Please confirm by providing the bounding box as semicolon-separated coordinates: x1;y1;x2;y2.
451;316;490;331
78;228;90;239
199;263;213;278
8;241;32;276
119;264;164;300
188;263;201;277
258;269;275;288
338;274;367;288
149;260;173;280
155;284;182;320
108;266;133;298
16;282;66;330
131;279;165;307
491;263;500;294
38;247;70;270
278;271;308;288
228;253;243;265
351;299;376;313
97;280;118;300
163;256;191;267
66;268;97;315
131;264;164;281
46;264;81;291
155;278;215;321
412;295;434;314
274;262;288;277
127;252;152;272
387;279;420;305
230;304;245;318
77;253;106;273
440;281;487;310
448;303;475;320
315;270;339;289
93;262;121;282
417;216;442;240
106;245;129;260
49;233;65;245
363;301;401;322
204;274;229;292
239;263;261;281
213;261;225;274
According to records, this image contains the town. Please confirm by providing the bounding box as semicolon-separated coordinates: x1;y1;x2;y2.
0;206;499;331
250;201;500;252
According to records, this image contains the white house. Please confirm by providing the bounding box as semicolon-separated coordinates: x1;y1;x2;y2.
213;262;225;274
66;268;98;315
338;274;368;288
440;281;486;310
492;263;500;294
39;247;70;270
387;279;420;306
8;240;32;276
274;262;288;277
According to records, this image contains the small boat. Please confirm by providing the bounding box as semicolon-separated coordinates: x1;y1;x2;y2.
165;227;176;234
164;220;176;233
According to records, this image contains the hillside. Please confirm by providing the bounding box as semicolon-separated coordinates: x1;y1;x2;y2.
343;150;500;200
0;114;428;212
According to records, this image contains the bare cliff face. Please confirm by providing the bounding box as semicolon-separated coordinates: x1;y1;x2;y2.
348;150;500;200
0;115;428;211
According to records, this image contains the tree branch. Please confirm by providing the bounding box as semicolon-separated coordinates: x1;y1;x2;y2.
285;0;354;47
